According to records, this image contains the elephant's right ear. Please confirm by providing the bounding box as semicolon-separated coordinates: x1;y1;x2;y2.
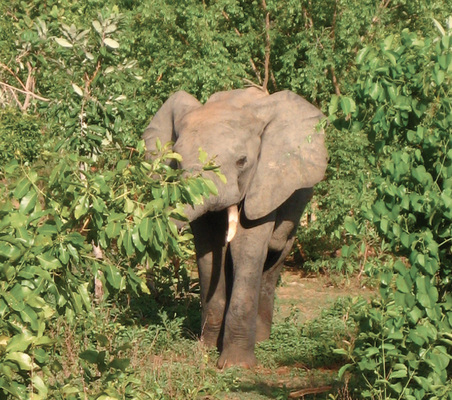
142;91;202;158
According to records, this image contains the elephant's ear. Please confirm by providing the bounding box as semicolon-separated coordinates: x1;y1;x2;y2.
142;91;202;158
244;91;328;220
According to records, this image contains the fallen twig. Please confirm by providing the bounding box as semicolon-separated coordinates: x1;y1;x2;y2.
289;385;333;398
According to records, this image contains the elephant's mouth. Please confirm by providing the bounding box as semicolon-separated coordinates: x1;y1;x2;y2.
226;205;239;242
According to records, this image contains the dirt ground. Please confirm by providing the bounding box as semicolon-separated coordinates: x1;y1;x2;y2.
275;268;376;323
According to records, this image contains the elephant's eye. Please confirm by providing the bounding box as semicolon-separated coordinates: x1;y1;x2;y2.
236;156;247;169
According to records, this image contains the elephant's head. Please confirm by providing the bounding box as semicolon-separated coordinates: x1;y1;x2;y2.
143;88;328;241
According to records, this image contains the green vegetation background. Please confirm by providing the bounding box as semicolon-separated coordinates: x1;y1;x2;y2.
0;0;451;398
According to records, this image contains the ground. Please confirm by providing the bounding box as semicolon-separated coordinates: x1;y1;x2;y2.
130;267;376;399
275;268;374;322
215;268;375;400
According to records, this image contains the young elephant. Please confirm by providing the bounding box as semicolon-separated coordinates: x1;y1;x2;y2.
143;88;328;368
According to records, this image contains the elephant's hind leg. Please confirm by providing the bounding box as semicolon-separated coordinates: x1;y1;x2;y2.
256;238;294;342
256;188;314;342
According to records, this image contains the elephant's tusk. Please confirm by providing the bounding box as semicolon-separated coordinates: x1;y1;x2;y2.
226;205;239;242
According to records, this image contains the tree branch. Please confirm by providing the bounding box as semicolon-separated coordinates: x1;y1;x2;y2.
261;0;271;93
0;62;28;91
0;81;50;102
329;0;341;96
222;9;265;87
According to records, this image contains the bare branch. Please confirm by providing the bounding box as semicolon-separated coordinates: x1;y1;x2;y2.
0;81;50;102
330;66;341;96
243;78;265;90
0;62;28;91
23;62;35;111
248;58;263;85
222;11;241;37
2;83;24;109
270;70;277;91
261;0;271;93
328;0;341;96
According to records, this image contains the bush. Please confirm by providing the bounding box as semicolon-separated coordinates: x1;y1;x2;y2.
336;17;452;399
0;109;47;164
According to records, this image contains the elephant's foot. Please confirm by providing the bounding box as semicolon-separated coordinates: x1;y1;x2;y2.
255;318;272;342
200;330;221;348
200;310;225;348
217;348;257;369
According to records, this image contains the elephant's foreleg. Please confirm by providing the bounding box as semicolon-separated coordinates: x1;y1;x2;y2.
217;216;275;369
190;212;229;348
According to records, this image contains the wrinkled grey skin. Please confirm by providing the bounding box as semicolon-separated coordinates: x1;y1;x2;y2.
143;88;328;368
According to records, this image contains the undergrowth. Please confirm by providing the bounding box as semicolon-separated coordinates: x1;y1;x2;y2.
39;290;364;399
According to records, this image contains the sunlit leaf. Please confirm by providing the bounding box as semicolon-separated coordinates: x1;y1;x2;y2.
55;37;73;48
72;83;84;97
104;38;119;49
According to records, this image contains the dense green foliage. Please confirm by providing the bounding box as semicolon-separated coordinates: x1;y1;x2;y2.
0;147;219;397
335;17;452;400
1;0;451;398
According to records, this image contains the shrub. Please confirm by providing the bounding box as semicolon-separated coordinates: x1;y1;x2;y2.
336;17;452;399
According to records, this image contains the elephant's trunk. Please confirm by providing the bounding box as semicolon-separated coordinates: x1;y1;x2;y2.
176;171;241;242
181;202;239;243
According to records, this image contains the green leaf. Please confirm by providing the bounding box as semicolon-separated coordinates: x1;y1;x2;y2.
139;218;153;242
3;284;25;311
20;305;39;331
78;283;91;310
5;352;34;370
203;179;218;196
339;97;356;115
124;197;134;213
37;253;62;270
20;190;37;213
121;230;134;257
389;369;407;379
198;147;208;163
79;349;99;363
74;195;89;219
109;357;130;371
106;220;122;239
383;50;397;66
13;178;31;200
344;217;358;235
31;375;48;397
132;226;145;252
328;94;339;115
338;363;352;379
154;218;166;243
104;264;122;290
6;333;34;353
356;46;370;64
396;275;411;294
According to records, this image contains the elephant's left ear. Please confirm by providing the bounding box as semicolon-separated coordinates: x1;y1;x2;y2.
244;91;328;220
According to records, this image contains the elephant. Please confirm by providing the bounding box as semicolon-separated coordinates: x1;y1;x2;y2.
143;87;328;368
